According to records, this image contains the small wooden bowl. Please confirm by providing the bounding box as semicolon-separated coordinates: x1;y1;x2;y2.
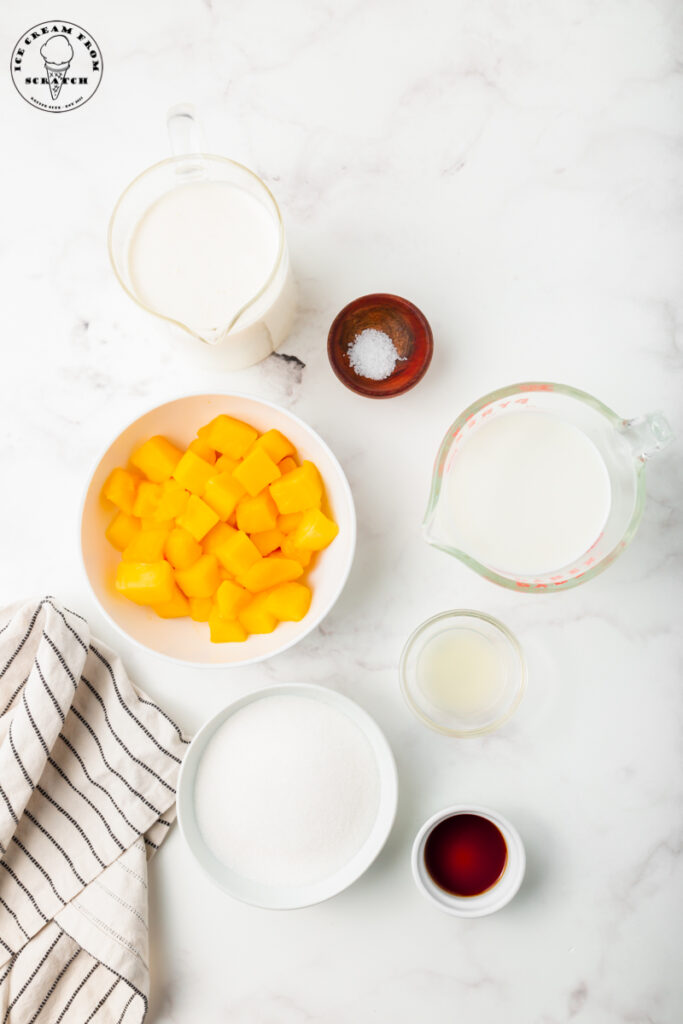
327;293;433;398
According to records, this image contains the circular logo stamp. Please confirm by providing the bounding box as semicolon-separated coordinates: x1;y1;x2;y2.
10;21;103;113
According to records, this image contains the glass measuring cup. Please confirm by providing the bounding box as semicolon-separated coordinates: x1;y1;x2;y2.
424;382;673;592
108;105;296;370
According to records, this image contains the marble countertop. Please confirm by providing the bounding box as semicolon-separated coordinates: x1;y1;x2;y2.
2;1;682;1021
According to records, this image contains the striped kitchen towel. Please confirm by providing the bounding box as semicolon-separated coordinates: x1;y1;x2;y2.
0;597;190;1023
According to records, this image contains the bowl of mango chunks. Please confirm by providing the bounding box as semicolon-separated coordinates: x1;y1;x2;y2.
81;393;356;666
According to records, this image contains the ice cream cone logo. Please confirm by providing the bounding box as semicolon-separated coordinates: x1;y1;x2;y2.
40;35;73;100
11;21;103;113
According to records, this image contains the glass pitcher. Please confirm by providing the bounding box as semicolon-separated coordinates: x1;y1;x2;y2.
424;382;673;592
108;105;296;370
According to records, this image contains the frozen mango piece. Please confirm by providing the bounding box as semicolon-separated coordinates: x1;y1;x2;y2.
215;453;239;474
165;526;202;569
203;521;237;556
209;606;248;643
132;481;162;519
130;436;183;483
277;511;303;534
102;467;141;515
105;512;140;552
253;429;295;464
232;447;280;498
188;438;217;464
235;492;278;534
115;561;174;606
238;594;277;634
176;495;219;541
153;479;189;522
239;556;303;593
201;415;258;459
175;554;221;598
269;461;322;514
203;472;245;520
278;456;298;475
292;508;339;551
153;584;190;619
280;535;313;567
265;582;312;622
216;580;251;620
215;530;261;576
188;596;213;622
251;528;284;557
122;526;169;563
172;449;215;495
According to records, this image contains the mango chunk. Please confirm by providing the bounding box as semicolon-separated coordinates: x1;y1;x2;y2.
238;594;278;634
176;495;219;541
216;580;251;620
277;511;303;534
188;596;213;622
175;554;221;598
122;526;169;563
188;438;217;464
233;447;281;497
215;530;261;576
251;528;285;557
132;481;163;519
203;472;245;520
201;415;258;459
209;606;248;643
253;429;295;464
278;456;298;475
165;526;202;570
153;479;190;522
105;512;140;552
130;436;183;483
265;582;312;622
203;521;237;556
153;583;190;619
269;462;322;514
280;535;313;567
215;453;239;474
102;467;141;515
172;450;215;495
239;556;303;593
292;508;339;551
236;492;278;534
115;561;174;606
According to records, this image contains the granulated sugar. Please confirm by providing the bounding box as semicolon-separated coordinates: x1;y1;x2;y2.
348;328;404;380
194;695;380;887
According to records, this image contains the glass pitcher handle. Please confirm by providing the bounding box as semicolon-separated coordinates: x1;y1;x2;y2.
167;103;205;155
621;412;674;461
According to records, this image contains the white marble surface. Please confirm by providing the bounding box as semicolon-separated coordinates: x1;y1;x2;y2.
2;0;682;1020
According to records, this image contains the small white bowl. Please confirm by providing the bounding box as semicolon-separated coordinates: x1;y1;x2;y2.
81;392;356;667
177;683;398;909
412;805;525;917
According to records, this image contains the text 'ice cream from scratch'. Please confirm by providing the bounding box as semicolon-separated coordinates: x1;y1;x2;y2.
40;35;74;100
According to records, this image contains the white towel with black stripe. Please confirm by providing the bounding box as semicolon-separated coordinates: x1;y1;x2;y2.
0;597;189;1023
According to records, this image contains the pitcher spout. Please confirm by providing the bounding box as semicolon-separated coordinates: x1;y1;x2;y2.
621;412;674;461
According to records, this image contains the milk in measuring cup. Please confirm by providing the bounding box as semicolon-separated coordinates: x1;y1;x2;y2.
441;411;611;576
128;180;281;330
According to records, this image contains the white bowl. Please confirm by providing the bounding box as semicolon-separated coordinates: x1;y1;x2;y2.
411;805;525;917
177;683;398;909
81;393;356;666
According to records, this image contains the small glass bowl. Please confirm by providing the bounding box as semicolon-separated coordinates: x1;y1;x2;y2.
399;610;526;737
327;293;433;398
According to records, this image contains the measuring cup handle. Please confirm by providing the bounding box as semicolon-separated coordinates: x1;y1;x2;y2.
167;103;206;156
621;412;674;461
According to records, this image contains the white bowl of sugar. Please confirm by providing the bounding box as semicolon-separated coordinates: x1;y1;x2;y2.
177;684;398;909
